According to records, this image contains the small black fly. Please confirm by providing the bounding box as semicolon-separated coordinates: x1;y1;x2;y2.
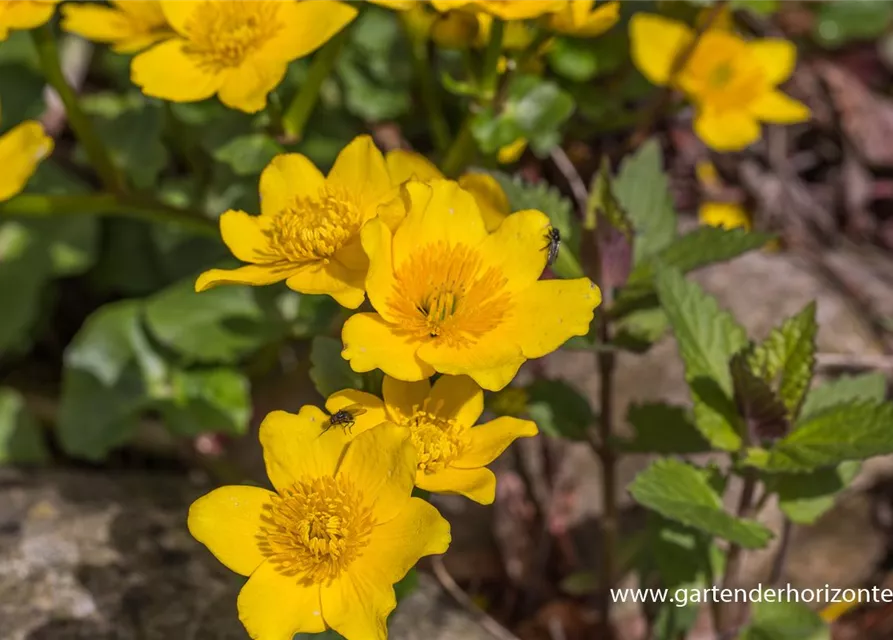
543;227;561;267
322;404;367;435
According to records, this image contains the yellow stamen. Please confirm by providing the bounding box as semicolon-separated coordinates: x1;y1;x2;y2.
258;476;374;585
388;241;511;346
184;0;283;73
406;399;470;474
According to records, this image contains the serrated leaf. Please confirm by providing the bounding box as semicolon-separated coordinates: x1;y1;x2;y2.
731;352;790;444
654;267;747;450
800;373;887;421
310;336;363;398
526;378;593;441
769;461;861;525
745;402;893;472
628;459;772;548
737;599;829;640
619;403;711;454
613;139;677;264
0;387;48;464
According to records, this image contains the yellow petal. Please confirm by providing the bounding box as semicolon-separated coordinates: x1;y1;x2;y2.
473;0;564;20
218;209;274;263
359;218;401;323
749;90;811;124
455;416;538;468
699;202;751;231
159;0;200;36
392;180;488;270
320;566;394;640
497;137;527;164
285;261;366;309
550;1;620;38
0;0;57;39
115;0;166;24
238;561;325;638
327;135;393;209
417;466;496;504
629;13;693;86
342;313;434;381
505;278;600;359
337;424;416;522
131;38;224;103
259;407;350;492
0;121;53;202
187;485;273;576
461;358;527;393
218;59;288;114
259;153;325;218
748;39;797;86
694;107;762;151
382;376;431;424
479;209;551;292
457;173;510;232
429;375;484;427
360;498;450;583
194;263;301;293
62;2;169;54
386;149;443;186
325;389;387;436
264;0;357;61
61;4;135;43
417;337;523;392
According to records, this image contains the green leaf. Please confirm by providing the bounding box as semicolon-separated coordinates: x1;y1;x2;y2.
732;0;779;15
814;0;893;49
526;378;594;441
144;278;279;364
731;352;790;443
0;387;48;464
612;306;668;353
213;134;283;176
654;267;747;451
0;63;45;130
629;459;772;549
613;139;677;264
0;221;52;354
800;373;887;421
547;32;626;83
737;599;829;640
619;403;711;454
752;302;817;419
746;401;893;472
159;367;251;437
770;461;861;525
309;336;363;398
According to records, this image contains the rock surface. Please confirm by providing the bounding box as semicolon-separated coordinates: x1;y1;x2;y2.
0;468;489;640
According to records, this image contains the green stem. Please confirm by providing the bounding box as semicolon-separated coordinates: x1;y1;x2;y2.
282;29;349;142
439;117;474;178
480;19;505;102
0;193;218;237
407;28;450;153
32;26;126;194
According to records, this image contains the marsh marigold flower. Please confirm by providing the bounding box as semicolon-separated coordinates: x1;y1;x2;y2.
325;375;538;504
341;180;601;391
131;0;357;113
548;1;619;38
188;414;450;640
698;202;751;231
62;0;172;54
0;105;53;202
385;149;509;232
0;0;58;41
630;13;810;151
430;0;564;20
196;136;396;308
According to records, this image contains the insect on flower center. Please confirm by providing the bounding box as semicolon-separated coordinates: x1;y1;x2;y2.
388;241;512;347
266;186;363;264
406;400;470;473
258;476;375;586
184;1;282;73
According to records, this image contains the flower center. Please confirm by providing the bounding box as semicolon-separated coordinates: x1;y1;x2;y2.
387;241;512;347
183;1;282;73
406;400;470;473
707;63;733;89
259;476;375;586
265;186;363;264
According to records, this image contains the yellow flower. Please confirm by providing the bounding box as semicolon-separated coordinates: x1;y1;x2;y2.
0;109;54;202
131;0;357;113
341;180;601;391
188;413;450;640
325;375;538;504
431;0;565;20
61;0;172;54
698;202;751;231
385;149;509;232
497;137;527;164
0;0;57;41
630;13;810;151
548;1;620;38
196;136;396;309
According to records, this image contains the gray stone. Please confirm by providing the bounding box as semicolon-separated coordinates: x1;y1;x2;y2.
0;468;489;640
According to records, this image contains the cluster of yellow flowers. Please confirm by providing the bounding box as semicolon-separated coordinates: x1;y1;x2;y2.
190;133;600;639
